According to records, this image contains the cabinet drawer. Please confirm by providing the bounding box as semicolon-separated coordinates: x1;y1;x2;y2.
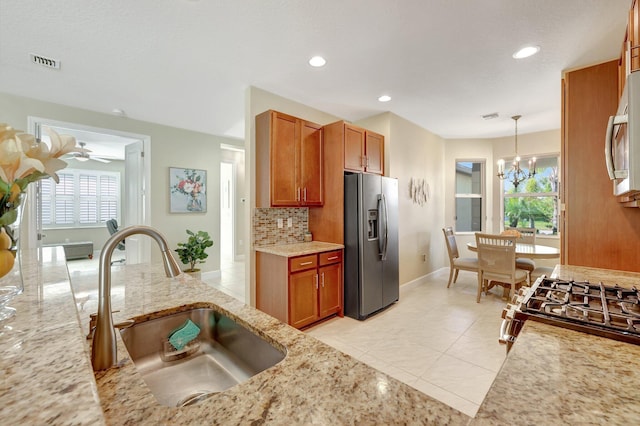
289;254;318;272
319;250;342;266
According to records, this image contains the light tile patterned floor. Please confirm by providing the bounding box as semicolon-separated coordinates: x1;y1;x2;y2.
306;269;509;418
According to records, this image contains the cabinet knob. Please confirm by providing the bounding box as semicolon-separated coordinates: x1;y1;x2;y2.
297;187;301;201
315;274;319;289
303;187;307;202
321;272;325;287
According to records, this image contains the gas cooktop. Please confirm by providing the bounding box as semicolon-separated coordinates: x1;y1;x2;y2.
516;278;640;345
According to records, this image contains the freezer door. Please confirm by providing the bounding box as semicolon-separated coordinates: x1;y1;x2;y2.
381;176;399;307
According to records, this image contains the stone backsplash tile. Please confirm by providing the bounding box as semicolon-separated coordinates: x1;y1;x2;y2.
253;207;309;246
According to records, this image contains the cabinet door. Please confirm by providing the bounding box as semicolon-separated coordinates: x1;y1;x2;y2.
319;262;342;318
300;121;323;206
344;124;365;172
289;269;319;329
271;112;299;206
364;131;384;175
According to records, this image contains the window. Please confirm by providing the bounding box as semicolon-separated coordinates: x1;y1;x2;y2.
41;169;120;228
455;161;484;232
502;155;559;236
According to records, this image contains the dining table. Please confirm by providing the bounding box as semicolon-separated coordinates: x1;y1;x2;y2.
466;241;560;259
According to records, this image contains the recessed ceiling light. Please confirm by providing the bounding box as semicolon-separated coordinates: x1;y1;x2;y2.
378;95;391;102
512;45;540;59
309;56;326;67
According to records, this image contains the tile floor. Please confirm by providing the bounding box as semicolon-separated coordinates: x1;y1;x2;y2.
306;269;508;417
68;253;508;418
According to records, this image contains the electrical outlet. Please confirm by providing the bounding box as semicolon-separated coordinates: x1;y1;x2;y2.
277;218;283;229
287;217;293;228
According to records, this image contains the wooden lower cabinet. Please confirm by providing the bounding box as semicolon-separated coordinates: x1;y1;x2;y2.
256;249;343;329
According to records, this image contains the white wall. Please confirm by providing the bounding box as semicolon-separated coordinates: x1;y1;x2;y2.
0;91;239;274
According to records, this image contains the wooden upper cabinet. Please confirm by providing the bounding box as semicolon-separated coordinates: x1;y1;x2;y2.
344;124;366;172
365;130;384;174
255;110;323;207
300;120;324;206
327;121;384;175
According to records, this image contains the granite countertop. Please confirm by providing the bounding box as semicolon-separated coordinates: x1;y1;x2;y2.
254;241;344;257
6;249;640;425
474;265;640;425
1;247;468;425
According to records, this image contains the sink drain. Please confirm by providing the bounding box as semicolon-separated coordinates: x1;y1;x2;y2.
176;390;219;407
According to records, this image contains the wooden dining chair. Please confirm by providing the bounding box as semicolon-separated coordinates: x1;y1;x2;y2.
475;233;528;303
504;226;536;284
442;227;478;288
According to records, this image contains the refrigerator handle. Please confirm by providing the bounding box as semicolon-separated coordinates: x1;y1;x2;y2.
379;193;389;261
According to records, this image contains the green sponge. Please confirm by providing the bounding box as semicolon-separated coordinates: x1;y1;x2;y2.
168;319;201;351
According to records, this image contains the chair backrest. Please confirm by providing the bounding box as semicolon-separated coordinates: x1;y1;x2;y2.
504;227;536;244
106;219;119;235
442;227;459;263
475;233;517;277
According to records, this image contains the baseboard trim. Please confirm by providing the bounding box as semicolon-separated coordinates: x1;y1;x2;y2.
400;267;448;293
202;270;221;280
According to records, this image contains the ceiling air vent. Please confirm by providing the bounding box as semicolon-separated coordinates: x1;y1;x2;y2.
30;53;60;69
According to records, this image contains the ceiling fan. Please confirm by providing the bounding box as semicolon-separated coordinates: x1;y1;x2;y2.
66;141;111;163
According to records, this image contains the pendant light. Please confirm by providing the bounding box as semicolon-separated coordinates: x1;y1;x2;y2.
497;115;536;190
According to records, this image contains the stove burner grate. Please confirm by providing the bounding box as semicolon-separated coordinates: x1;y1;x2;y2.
519;278;640;344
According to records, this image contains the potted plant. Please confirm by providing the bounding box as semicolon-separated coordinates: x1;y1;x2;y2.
175;230;213;278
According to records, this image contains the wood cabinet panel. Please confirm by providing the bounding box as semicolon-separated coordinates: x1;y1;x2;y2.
255;110;323;207
290;254;317;273
300;121;324;205
562;60;640;272
365;131;384;174
344;125;365;172
319;250;342;266
271;112;299;206
319;262;341;318
257;249;343;329
289;269;319;329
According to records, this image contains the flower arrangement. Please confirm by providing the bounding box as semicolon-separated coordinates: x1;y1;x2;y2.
170;168;206;212
0;123;78;277
174;230;214;272
171;169;204;199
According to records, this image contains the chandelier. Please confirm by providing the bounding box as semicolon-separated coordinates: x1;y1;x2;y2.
497;115;536;190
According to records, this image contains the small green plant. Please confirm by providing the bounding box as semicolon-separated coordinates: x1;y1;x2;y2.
175;230;213;272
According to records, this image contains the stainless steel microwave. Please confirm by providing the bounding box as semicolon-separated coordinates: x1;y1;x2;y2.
605;71;640;196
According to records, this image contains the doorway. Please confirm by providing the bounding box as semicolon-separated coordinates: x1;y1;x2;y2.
27;117;151;263
220;161;234;263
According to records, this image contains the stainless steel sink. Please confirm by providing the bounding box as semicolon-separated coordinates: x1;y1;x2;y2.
119;307;286;407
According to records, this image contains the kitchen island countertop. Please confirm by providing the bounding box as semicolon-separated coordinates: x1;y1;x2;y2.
5;249;640;425
1;247;468;425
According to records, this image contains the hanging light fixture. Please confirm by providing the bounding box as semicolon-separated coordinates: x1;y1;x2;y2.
497;115;536;190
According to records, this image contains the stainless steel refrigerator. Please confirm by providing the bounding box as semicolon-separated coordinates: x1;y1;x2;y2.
344;173;399;320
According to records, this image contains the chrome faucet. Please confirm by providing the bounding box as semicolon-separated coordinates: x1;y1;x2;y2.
91;225;182;371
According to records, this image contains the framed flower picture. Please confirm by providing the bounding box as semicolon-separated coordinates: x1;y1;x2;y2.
169;167;207;213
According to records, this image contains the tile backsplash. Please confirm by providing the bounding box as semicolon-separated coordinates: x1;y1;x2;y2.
253;207;308;246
